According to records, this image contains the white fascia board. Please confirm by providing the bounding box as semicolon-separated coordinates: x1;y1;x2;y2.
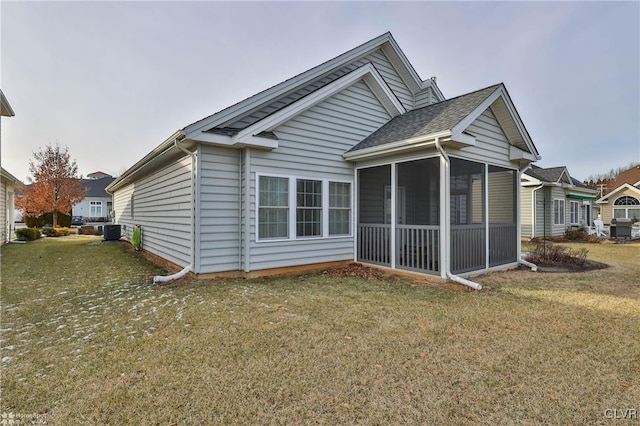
596;183;640;203
454;86;540;161
184;131;234;146
233;135;278;150
343;131;451;161
183;33;399;136
234;64;403;144
106;130;185;193
510;145;537;162
380;40;422;93
449;130;476;147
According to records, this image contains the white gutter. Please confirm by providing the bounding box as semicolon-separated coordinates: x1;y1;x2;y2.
435;137;482;291
153;138;196;283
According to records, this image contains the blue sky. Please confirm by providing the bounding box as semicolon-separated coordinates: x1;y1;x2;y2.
1;1;639;182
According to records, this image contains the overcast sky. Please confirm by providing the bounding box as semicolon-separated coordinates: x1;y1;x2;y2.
1;1;639;183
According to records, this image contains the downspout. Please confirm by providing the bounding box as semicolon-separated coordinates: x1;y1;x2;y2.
519;163;539;272
238;150;243;271
244;148;251;273
153;138;196;283
435;137;483;291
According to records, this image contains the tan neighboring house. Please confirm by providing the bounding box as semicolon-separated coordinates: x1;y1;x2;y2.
594;164;640;224
1;90;24;244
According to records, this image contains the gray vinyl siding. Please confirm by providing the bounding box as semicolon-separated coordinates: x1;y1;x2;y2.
449;109;512;168
248;80;391;271
414;88;437;109
113;157;193;267
551;187;567;237
225;48;412;130
520;186;534;238
1;180;7;244
198;145;241;274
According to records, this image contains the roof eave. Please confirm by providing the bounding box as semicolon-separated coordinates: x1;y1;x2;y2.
106;130;186;193
343;131;452;161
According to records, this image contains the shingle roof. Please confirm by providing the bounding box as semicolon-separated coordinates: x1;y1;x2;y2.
82;177;115;197
347;84;501;153
526;165;567;183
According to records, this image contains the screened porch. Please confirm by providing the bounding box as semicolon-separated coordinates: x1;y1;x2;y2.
357;157;519;276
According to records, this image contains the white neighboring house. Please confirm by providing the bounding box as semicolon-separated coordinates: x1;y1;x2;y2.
72;174;116;221
107;32;541;281
1;90;24;244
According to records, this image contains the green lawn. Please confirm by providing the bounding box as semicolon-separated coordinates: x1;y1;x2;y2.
1;237;638;424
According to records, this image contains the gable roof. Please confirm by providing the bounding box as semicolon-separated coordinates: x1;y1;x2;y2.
0;90;15;117
182;32;442;144
523;165;597;196
1;167;23;187
81;177;115;197
108;33;447;192
605;164;640;196
526;165;570;184
347;84;500;153
344;83;540;161
596;183;640;204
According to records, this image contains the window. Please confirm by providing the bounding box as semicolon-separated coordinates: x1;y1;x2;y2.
329;182;351;235
296;179;322;237
553;199;565;225
259;176;289;239
613;195;640;220
90;201;102;217
257;175;352;241
570;201;579;224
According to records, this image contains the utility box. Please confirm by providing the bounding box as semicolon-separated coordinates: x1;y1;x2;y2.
611;218;631;238
104;224;122;241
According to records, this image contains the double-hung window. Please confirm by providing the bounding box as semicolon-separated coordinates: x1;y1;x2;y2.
329;182;351;236
257;175;351;241
553;199;565;225
570;201;579;224
259;176;289;239
296;179;322;237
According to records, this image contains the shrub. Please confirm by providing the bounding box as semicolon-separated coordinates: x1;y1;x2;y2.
528;242;589;266
131;226;141;250
15;228;42;241
42;226;56;237
24;211;72;228
41;226;70;237
81;226;97;235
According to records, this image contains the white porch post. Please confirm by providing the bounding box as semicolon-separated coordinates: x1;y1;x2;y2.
390;162;396;269
485;163;489;269
439;152;448;279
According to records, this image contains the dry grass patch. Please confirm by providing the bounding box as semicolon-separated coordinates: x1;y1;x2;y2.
1;238;638;424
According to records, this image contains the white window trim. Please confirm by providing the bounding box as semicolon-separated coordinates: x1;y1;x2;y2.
256;172;353;242
569;201;579;225
553;198;565;226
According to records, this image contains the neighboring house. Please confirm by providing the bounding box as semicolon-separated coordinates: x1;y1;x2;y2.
107;32;540;282
521;165;598;238
72;175;116;220
1;90;23;244
596;182;640;224
87;171;112;180
1;167;23;244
